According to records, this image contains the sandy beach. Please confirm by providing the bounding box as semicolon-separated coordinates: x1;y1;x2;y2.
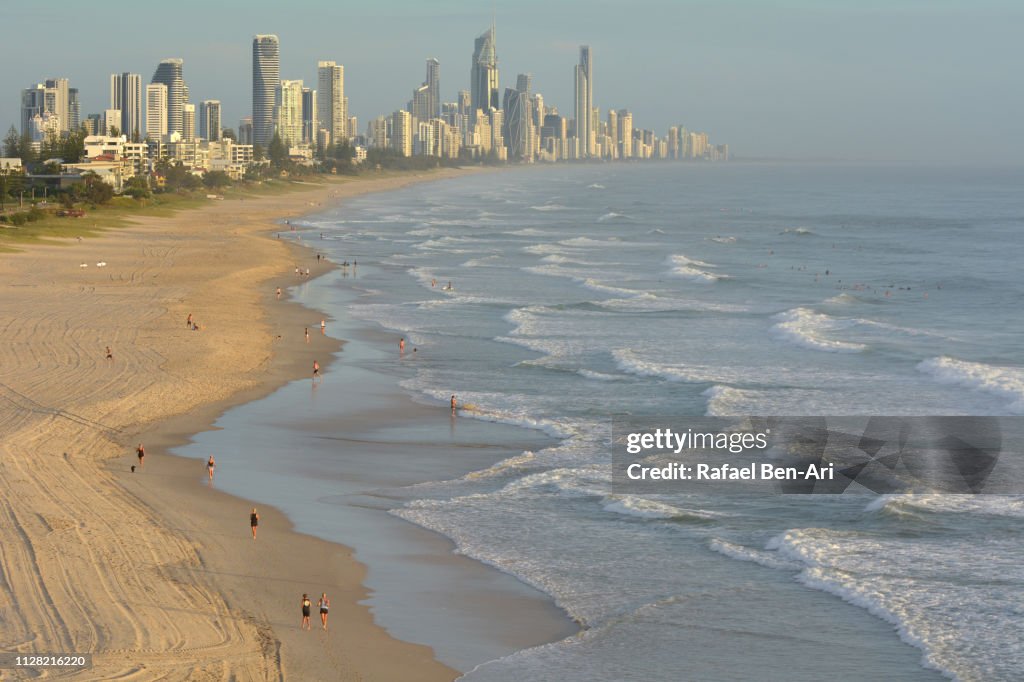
0;171;477;680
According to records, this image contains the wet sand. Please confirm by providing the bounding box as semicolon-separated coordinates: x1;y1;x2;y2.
0;170;510;680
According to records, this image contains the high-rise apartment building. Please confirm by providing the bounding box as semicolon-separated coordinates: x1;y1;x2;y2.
252;35;280;147
182;103;196;142
391;110;413;157
110;73;142;140
301;88;317;145
574;46;594;158
68;88;80;131
316;61;345;147
238;117;253;145
275;79;303;147
145;83;168;139
426;58;441;119
617;109;632;159
471;24;499;117
411;84;431;124
200;100;221;141
151;59;185;135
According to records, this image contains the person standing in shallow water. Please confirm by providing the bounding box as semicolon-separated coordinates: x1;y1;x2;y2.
451;395;457;415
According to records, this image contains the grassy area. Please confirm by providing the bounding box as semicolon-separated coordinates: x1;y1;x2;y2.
0;178;326;251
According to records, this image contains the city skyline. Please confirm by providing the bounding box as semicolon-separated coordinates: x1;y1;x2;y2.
4;1;1022;163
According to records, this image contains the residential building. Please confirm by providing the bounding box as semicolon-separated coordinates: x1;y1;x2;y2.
151;59;185;135
200;100;221;141
252;35;280;146
274;79;303;146
110;73;142;140
316;61;345;147
145;83;168;139
574;46;593;158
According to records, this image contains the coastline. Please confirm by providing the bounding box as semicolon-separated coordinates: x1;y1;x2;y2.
0;169;486;680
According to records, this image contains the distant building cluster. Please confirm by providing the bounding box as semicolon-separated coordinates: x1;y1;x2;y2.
11;22;727;191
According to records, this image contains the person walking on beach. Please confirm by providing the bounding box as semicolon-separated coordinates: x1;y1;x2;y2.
106;346;113;362
250;508;259;539
313;360;321;382
318;593;330;630
187;313;193;328
207;455;215;481
399;337;405;354
320;319;326;334
276;287;281;300
301;594;312;630
136;443;145;468
451;395;457;415
305;327;310;344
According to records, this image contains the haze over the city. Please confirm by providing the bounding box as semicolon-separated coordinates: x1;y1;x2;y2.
6;0;1021;163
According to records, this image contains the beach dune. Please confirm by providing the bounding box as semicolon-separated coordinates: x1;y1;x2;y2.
0;173;469;680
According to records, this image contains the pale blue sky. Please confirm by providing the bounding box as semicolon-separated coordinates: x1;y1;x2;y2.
6;0;1021;161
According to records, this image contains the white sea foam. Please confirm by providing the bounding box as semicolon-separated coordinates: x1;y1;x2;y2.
708;538;803;570
581;279;646;298
780;227;817;236
612;349;699;382
771;308;866;353
531;204;567;211
602;496;714;521
577;369;627;382
665;254;723;282
597;212;629;222
709;235;737;244
917;356;1024;414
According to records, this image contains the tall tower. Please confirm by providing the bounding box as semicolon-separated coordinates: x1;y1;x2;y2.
151;59;184;135
574;46;593;158
200;100;221;141
426;58;441;119
301;88;317;145
275;80;304;147
110;73;142;140
471;23;499;117
252;35;280;147
145;83;168;139
316;61;345;146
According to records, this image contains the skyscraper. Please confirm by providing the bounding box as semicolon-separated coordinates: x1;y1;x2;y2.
200;100;221;141
426;58;441;120
391;110;413;157
252;35;280;147
182;103;196;142
151;59;185;136
110;73;142;140
68;88;80;132
21;79;73;137
574;46;594;158
275;80;303;147
471;24;499;117
145;83;168;139
316;61;345;147
411;84;431;124
301;88;317;145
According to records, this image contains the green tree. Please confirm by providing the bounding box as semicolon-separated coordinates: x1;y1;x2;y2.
267;133;288;169
221;128;236;141
61;128;86;163
202;170;231;189
108;125;121;138
252;143;265;162
123;175;151;199
0;168;25;210
18;131;36;167
3;126;20;158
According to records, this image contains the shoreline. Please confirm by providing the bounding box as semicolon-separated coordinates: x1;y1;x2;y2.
0;168;495;680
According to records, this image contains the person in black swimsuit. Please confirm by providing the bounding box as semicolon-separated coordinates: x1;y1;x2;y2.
136;443;145;468
250;508;259;540
301;594;312;630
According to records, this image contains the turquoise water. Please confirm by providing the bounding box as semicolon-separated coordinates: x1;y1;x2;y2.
188;163;1024;680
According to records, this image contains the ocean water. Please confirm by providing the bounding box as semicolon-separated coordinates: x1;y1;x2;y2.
198;163;1024;680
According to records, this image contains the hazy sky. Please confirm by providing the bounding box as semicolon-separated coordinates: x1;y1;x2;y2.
6;0;1021;162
